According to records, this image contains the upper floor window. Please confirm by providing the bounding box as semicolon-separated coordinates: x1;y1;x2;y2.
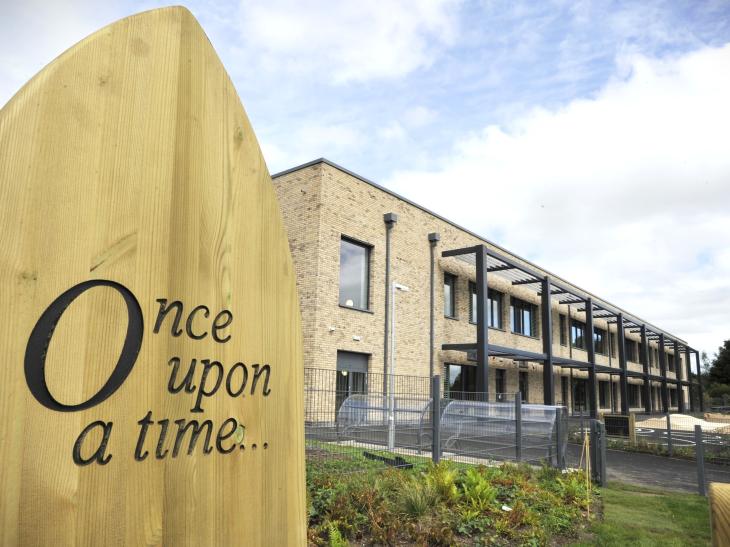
594;327;607;355
668;353;675;372
609;332;616;358
571;319;586;350
625;339;638;362
511;297;536;337
444;273;457;318
559;314;567;346
469;282;503;328
339;237;370;310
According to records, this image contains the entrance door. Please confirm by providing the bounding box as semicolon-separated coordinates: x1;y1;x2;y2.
336;351;368;411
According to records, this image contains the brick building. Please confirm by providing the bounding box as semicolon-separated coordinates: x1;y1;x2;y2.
272;158;704;417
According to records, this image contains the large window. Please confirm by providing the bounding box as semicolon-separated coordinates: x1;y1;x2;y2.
594;327;607;355
519;371;529;402
625;339;638;362
510;297;537;337
561;376;569;405
444;363;476;398
495;368;506;400
339;237;370;310
668;353;675;372
609;332;616;358
670;388;677;407
469;282;503;328
559;315;567;346
628;384;640;408
335;351;368;410
599;380;609;409
444;273;457;318
571;319;586;350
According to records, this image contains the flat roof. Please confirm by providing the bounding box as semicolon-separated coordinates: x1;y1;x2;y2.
272;158;689;347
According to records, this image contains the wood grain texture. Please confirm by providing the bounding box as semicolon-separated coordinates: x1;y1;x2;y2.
0;6;306;546
710;482;730;547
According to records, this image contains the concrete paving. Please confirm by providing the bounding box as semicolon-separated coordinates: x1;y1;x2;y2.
567;442;730;493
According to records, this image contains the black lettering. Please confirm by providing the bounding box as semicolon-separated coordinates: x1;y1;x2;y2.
225;362;248;397
135;411;153;461
185;304;210;340
173;419;213;456
167;356;197;394
25;279;143;412
156;419;170;459
192;359;223;412
153;299;184;336
216;418;238;454
73;420;113;466
251;364;271;396
211;310;233;343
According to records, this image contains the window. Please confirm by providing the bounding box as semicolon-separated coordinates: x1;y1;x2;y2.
670;388;677;407
444;273;457;318
561;376;569;405
599;381;609;409
511;297;537;337
559;315;567;345
625;339;638;362
594;327;607;355
335;351;368;410
444;363;476;399
609;332;616;358
668;353;675;372
495;368;506;400
628;384;640;408
339;237;370;310
571;319;586;350
469;282;503;328
519;371;529;402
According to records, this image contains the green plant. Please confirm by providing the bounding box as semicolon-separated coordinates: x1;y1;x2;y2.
400;478;438;517
327;522;348;547
460;467;498;511
424;461;460;503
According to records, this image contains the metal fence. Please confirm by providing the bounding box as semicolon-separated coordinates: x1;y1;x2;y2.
304;368;567;472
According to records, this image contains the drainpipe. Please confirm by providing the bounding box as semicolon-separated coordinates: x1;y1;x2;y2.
428;233;440;381
383;213;398;395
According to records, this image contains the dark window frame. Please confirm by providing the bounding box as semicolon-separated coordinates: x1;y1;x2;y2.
571;319;586;350
594;327;607;355
444;273;457;319
510;297;537;337
469;282;503;328
519;370;529;403
559;314;567;346
338;235;372;312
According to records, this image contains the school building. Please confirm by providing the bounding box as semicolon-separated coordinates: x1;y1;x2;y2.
272;158;705;418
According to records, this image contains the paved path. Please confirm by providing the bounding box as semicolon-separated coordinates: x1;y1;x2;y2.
567;443;730;492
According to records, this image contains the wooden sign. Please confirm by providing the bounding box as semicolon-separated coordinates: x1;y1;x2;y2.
0;7;305;546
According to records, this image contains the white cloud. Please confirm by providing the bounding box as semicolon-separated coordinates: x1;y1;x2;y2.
385;44;730;357
233;0;461;82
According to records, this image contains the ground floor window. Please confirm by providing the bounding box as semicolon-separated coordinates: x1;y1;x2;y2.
444;363;476;399
495;368;506;400
519;371;529;403
599;381;610;408
336;351;368;410
669;388;677;407
561;376;569;406
628;384;640;408
572;378;588;413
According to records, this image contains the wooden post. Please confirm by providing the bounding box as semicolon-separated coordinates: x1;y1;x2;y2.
709;483;730;546
0;8;306;545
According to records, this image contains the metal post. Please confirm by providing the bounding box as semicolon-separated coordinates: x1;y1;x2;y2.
640;325;651;413
659;334;669;413
695;425;706;496
475;245;489;400
675;340;685;413
696;351;705;412
686;346;695;412
555;413;565;469
666;411;673;457
586;298;598;419
432;374;441;463
541;276;555;404
383;213;397;394
617;314;629;414
515;391;522;462
388;281;409;450
428;233;439;381
590;420;607;486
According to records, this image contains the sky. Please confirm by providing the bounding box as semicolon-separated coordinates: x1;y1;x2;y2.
2;0;729;367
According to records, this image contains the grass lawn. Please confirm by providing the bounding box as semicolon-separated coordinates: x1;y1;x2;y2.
573;482;710;546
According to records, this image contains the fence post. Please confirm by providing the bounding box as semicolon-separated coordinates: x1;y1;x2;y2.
432;375;441;464
515;392;522;462
555;412;565;470
695;424;706;497
666;411;673;457
580;410;585;441
590;420;607;486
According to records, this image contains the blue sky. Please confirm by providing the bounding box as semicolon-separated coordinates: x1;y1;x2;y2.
2;0;730;363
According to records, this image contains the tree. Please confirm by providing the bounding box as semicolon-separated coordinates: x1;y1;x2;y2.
708;340;730;386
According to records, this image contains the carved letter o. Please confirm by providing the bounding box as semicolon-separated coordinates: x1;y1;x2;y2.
24;279;144;412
